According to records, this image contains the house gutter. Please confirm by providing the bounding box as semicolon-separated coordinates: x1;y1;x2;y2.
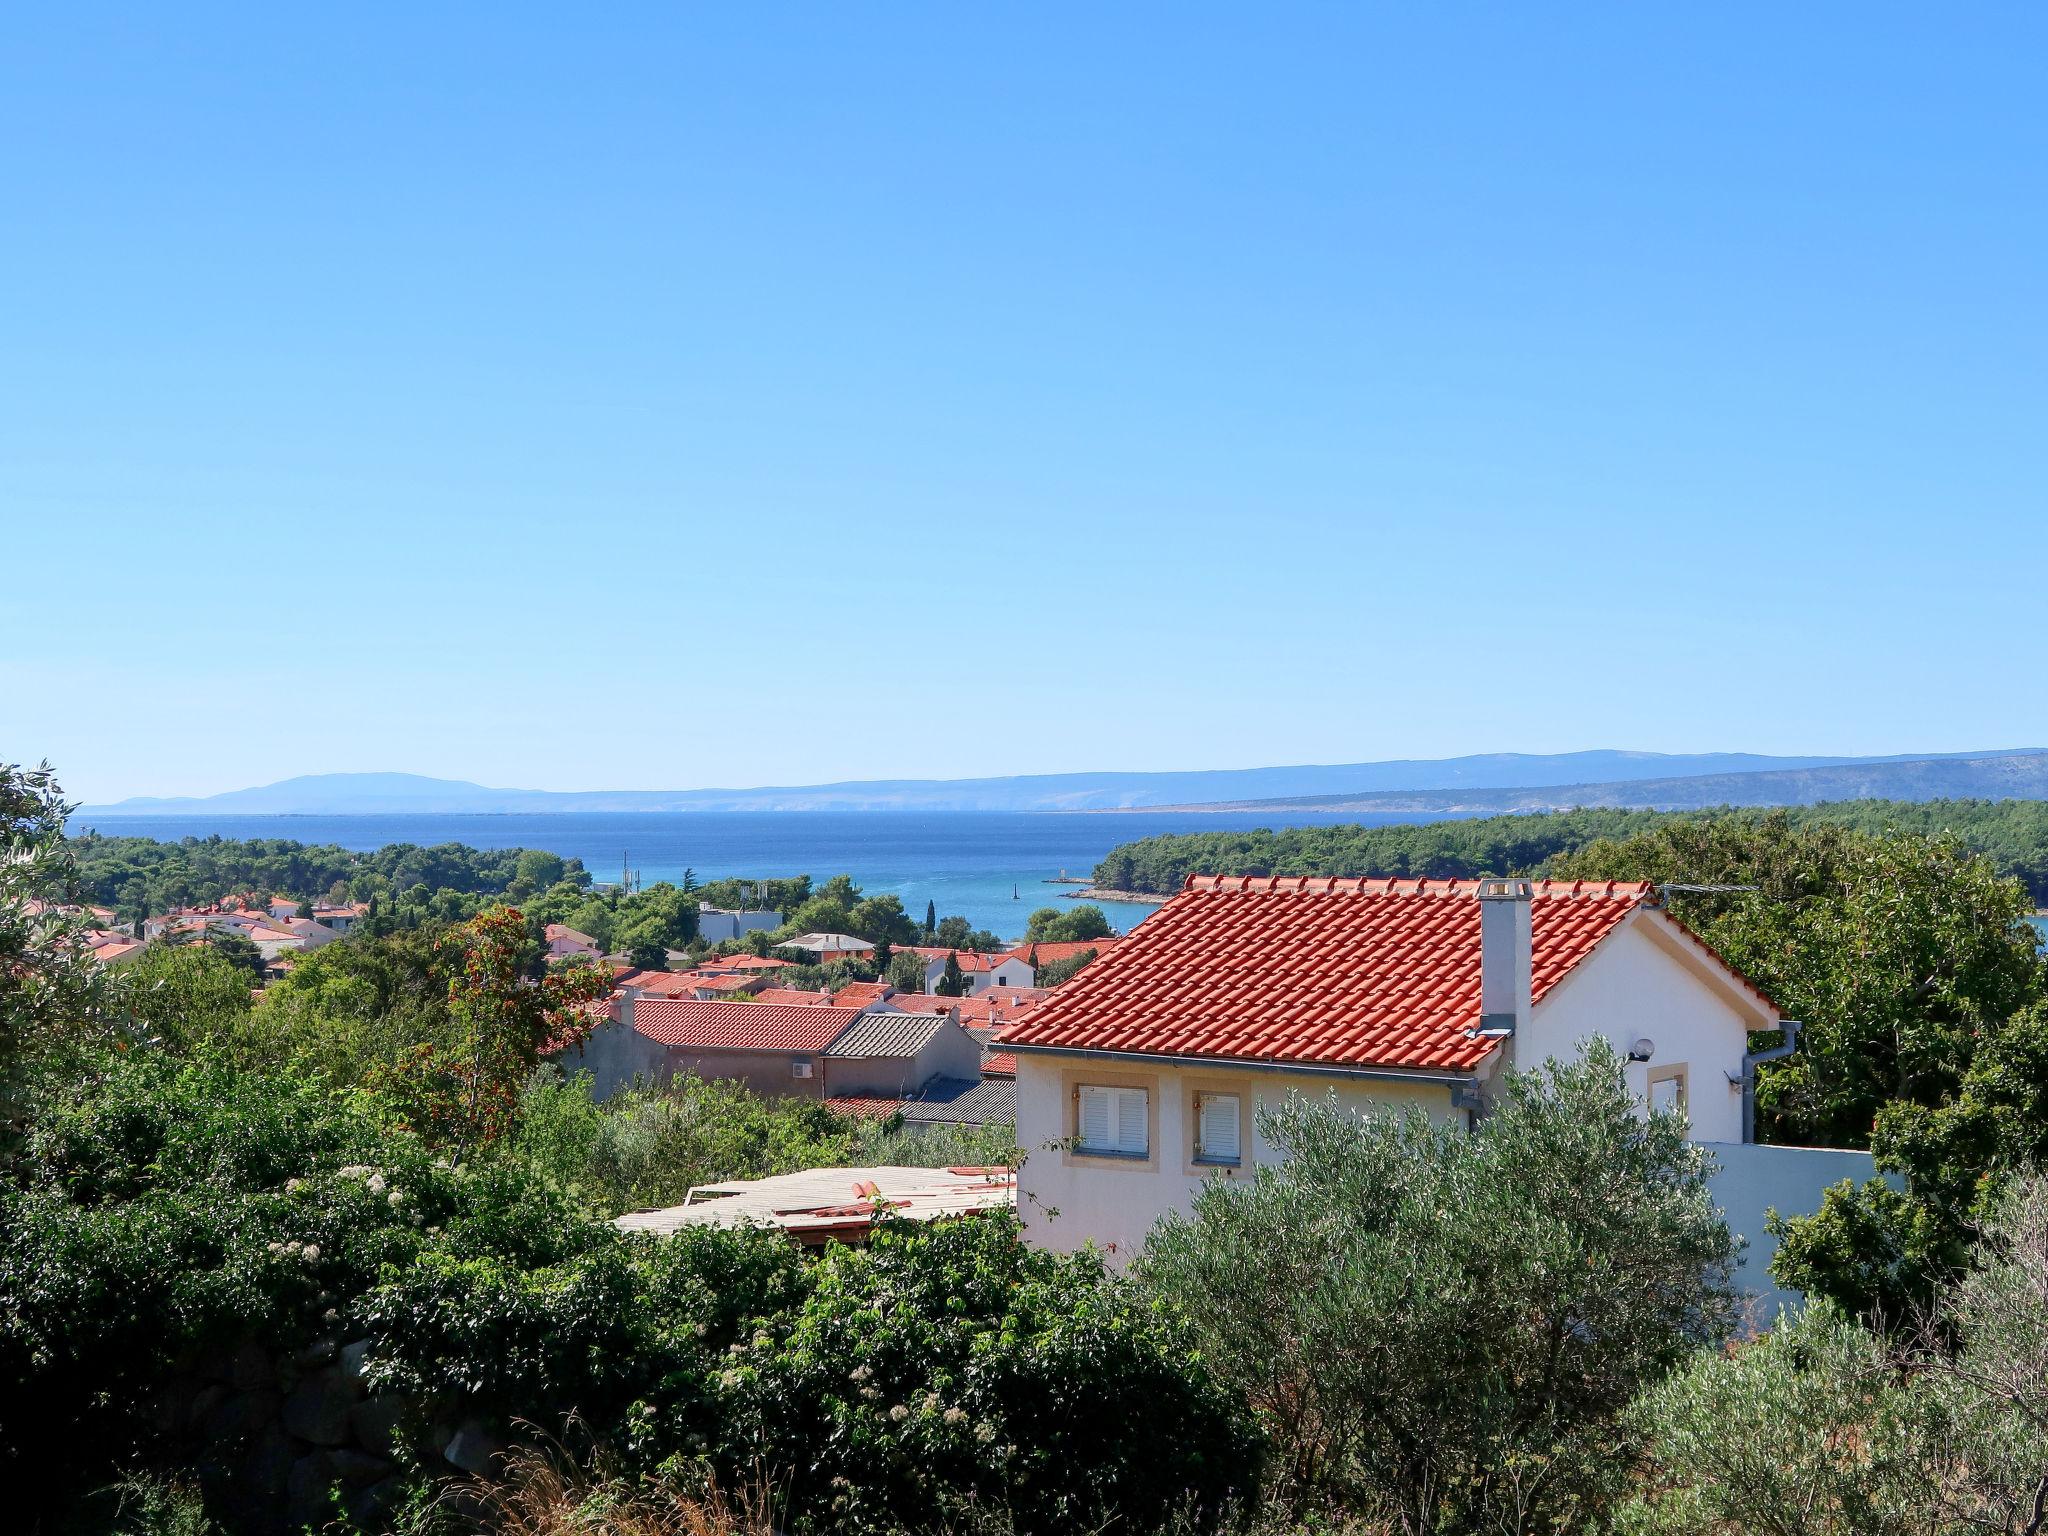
1001;1040;1487;1094
1738;1019;1802;1144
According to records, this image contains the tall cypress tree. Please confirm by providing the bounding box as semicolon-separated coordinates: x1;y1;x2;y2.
923;900;936;938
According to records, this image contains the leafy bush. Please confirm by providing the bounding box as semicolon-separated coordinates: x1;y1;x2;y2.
0;1052;604;1512
699;1214;1261;1535
1138;1042;1736;1532
1625;1173;2048;1536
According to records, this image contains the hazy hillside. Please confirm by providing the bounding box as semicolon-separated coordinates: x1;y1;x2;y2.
1157;751;2048;815
72;749;2043;817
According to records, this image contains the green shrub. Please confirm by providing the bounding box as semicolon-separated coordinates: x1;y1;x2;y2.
709;1214;1261;1535
1139;1041;1736;1531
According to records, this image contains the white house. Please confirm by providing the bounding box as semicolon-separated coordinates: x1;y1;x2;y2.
1002;876;1787;1261
544;923;603;959
901;946;1036;995
697;905;783;944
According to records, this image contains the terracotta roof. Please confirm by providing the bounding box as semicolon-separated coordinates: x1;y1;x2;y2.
627;997;859;1053
825;1012;953;1059
1007;939;1119;968
831;981;892;1011
884;987;1049;1026
901;947;1018;973
713;955;793;971
545;924;600;947
623;970;706;998
751;986;836;1006
998;877;1669;1073
981;1052;1017;1078
825;1096;904;1120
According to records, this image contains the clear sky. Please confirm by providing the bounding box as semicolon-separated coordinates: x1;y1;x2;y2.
4;5;2044;803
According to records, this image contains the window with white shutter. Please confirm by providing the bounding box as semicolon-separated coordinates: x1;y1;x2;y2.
1076;1085;1147;1156
1194;1092;1241;1165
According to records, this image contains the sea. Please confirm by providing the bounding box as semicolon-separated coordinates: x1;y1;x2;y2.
64;809;1419;944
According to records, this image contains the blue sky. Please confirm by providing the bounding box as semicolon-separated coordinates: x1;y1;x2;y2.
4;5;2044;803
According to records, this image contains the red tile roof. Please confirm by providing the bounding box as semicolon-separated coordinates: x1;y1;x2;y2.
981;1052;1017;1078
824;1096;904;1120
1006;938;1119;968
627;997;860;1053
713;955;793;971
998;877;1669;1073
883;987;1049;1026
902;947;1019;973
752;986;836;1006
831;981;892;1011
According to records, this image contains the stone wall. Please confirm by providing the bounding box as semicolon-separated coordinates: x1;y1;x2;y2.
152;1331;504;1532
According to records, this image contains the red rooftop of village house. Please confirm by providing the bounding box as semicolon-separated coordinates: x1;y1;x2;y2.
626;997;861;1053
752;986;836;1006
998;876;1753;1074
900;946;1014;973
980;1051;1017;1078
1007;938;1121;969
703;954;792;971
884;987;1049;1025
831;981;892;1011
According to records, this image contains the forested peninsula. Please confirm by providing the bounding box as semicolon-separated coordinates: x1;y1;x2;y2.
1093;798;2048;904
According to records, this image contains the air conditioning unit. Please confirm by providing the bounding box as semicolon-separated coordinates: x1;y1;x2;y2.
791;1061;814;1079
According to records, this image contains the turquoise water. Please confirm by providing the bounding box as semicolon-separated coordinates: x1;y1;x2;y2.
67;809;1424;944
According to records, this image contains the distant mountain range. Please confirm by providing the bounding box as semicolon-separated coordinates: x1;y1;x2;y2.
70;749;2048;818
1153;751;2048;814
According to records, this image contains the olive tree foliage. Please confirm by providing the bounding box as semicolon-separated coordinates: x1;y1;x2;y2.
1625;1173;2048;1536
1137;1041;1737;1535
0;763;114;1112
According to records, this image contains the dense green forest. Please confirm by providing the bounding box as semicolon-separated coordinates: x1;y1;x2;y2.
64;831;590;920
1094;798;2048;903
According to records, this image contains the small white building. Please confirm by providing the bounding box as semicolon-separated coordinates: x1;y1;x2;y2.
697;906;783;944
781;932;875;961
544;923;603;959
901;947;1036;995
1002;876;1785;1261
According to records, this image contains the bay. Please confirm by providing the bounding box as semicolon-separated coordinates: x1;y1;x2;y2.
65;809;1436;943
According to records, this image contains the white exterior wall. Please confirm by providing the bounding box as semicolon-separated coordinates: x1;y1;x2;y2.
697;908;781;944
1513;913;1760;1145
920;955;1036;994
1014;1054;1461;1259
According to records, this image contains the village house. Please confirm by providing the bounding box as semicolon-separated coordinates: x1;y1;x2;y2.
1001;876;1792;1261
780;931;874;962
1005;937;1121;980
695;904;782;944
558;995;977;1106
899;946;1036;994
310;902;365;934
543;922;603;959
818;1010;982;1099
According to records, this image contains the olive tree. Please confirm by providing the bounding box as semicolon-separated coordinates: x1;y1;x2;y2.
1137;1041;1736;1533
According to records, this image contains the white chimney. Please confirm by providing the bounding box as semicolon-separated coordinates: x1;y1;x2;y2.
1476;878;1534;1037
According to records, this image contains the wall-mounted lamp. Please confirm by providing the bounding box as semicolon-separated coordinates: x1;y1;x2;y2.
1627;1038;1655;1063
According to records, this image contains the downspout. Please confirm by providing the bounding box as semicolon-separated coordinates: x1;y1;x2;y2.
1738;1019;1801;1144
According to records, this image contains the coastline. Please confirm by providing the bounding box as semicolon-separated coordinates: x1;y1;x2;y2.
1063;886;1167;905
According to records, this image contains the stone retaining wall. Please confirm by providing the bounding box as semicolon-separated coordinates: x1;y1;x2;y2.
151;1333;503;1532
